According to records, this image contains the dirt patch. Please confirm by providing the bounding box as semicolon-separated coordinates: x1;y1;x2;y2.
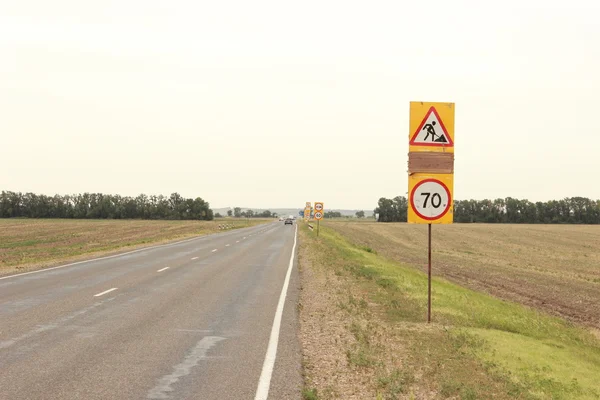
298;229;445;399
298;231;378;399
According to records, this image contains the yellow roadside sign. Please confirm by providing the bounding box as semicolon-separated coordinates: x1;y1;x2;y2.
408;173;453;224
409;102;454;154
314;211;323;220
314;202;323;212
407;101;456;323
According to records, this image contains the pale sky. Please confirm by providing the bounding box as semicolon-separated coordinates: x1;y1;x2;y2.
1;0;599;210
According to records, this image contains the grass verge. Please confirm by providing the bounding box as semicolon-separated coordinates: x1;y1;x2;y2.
299;223;600;399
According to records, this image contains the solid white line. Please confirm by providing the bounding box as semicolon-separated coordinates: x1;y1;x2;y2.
94;288;118;297
191;257;199;260
254;224;297;400
211;249;217;252
157;267;170;272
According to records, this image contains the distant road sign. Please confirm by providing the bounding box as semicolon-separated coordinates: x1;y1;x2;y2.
314;211;323;220
306;202;311;208
314;202;323;212
408;176;453;223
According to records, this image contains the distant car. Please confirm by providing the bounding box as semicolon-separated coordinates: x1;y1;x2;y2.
284;218;293;225
278;217;283;221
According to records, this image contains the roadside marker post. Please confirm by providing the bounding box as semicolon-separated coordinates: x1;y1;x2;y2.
407;101;455;323
313;202;324;236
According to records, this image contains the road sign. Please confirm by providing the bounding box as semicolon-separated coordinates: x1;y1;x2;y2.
306;202;311;208
408;174;453;224
410;102;454;153
407;101;456;323
314;211;323;220
314;202;323;212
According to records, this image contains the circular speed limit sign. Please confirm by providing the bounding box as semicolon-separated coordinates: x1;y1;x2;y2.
314;202;323;212
314;211;323;220
410;179;451;221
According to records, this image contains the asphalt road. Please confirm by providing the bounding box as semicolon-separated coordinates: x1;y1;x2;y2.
0;221;302;400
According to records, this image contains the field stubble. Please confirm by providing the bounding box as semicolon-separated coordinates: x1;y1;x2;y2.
326;222;600;329
0;218;267;275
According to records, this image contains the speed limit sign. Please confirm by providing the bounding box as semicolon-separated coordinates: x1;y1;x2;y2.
408;176;453;224
314;202;323;212
314;211;323;220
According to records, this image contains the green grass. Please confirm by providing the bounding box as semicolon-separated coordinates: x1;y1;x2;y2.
302;387;319;400
305;224;600;399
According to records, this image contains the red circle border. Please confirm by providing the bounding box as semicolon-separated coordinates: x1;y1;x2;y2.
409;178;452;221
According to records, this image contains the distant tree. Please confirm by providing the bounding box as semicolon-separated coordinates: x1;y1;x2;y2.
0;191;214;221
324;211;342;218
233;207;242;218
355;210;365;218
376;195;600;224
227;209;233;217
215;212;222;218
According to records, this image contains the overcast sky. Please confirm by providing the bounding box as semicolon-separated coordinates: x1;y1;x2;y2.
1;0;599;210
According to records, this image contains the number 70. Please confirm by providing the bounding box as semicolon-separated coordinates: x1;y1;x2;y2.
420;192;442;208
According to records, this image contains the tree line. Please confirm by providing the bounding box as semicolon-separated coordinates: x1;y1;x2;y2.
227;207;278;218
0;191;214;220
374;196;600;224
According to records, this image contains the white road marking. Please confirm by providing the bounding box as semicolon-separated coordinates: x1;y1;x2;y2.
147;336;225;399
254;224;298;400
211;249;217;252
243;237;247;240
225;244;230;247
157;267;170;272
191;257;199;260
94;288;118;297
236;240;240;243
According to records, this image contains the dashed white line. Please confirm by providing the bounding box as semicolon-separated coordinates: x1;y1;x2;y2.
236;240;240;243
211;249;217;252
225;244;230;247
94;288;118;297
191;257;199;260
157;267;170;272
243;237;247;240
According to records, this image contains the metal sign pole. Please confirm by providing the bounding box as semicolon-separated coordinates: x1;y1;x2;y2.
428;223;432;323
317;220;320;237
